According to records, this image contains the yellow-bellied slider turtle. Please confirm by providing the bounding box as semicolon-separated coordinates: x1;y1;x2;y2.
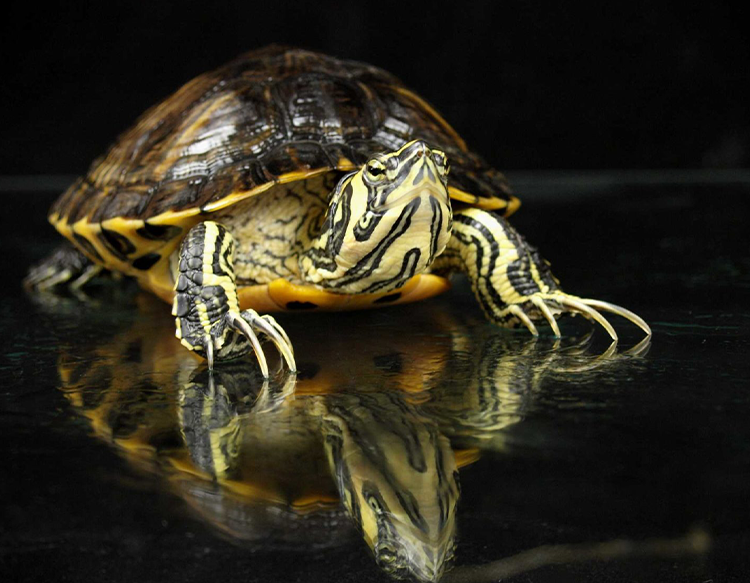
27;45;651;373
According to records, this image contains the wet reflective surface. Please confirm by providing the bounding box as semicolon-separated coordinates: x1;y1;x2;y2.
2;183;749;581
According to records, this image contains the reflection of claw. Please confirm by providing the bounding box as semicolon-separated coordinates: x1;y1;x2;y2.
224;310;297;377
252;372;297;414
550;334;652;374
623;334;652;358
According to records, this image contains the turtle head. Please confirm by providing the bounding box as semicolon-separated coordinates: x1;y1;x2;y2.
302;140;452;293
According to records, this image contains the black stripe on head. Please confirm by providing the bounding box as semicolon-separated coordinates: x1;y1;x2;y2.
427;196;444;265
333;197;421;289
393;489;428;535
325;179;354;261
355;174;398;241
361;247;420;294
353;209;384;242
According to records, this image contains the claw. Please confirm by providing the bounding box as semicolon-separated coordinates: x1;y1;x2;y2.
69;265;103;290
253;372;297;414
227;312;269;377
601;339;618;359
554;295;619;343
508;304;539;336
261;315;295;357
623;334;652;357
249;313;297;372
531;296;561;337
25;268;73;291
205;334;215;371
580;298;652;337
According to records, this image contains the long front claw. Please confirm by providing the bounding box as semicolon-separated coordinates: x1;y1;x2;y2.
261;315;295;357
225;310;296;377
227;311;270;377
499;291;650;350
247;312;297;373
508;304;539;336
205;335;216;371
553;295;619;343
531;295;561;338
579;298;652;337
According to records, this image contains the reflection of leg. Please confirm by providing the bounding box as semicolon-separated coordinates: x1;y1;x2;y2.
24;242;103;291
173;221;296;375
433;208;651;340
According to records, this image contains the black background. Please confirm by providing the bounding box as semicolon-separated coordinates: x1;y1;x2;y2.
3;1;748;176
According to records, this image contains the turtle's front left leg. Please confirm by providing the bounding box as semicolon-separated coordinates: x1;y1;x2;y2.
432;208;651;340
174;221;296;375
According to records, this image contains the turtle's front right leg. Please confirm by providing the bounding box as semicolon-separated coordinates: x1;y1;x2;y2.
174;221;296;375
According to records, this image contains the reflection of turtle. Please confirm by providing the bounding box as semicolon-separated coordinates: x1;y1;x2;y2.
29;46;650;374
57;296;644;582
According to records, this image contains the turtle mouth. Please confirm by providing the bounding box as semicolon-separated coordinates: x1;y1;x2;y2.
373;183;448;213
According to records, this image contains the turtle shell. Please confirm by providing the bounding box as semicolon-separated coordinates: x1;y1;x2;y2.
49;45;519;302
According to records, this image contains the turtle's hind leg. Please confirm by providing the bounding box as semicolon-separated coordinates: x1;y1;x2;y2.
433;208;651;341
24;242;104;292
174;221;296;375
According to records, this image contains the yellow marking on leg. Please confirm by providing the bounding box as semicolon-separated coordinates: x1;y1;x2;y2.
196;222;221;334
454;208;527;307
218;229;239;314
198;223;241;318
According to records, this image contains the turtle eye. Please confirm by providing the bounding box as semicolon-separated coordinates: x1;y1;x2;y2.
367;494;383;513
365;159;386;181
433;151;449;175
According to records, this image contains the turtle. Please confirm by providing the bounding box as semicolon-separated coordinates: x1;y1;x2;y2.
26;45;651;374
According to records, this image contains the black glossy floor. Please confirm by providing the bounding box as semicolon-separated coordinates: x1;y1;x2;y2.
2;179;749;582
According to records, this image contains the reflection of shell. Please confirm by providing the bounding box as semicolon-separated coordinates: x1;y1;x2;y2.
172;476;356;550
58;293;632;580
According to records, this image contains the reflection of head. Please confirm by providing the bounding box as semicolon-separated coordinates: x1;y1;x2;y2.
319;393;459;582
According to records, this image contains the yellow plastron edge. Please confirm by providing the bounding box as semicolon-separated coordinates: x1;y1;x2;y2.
237;274;451;313
453;448;481;469
145;273;450;313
